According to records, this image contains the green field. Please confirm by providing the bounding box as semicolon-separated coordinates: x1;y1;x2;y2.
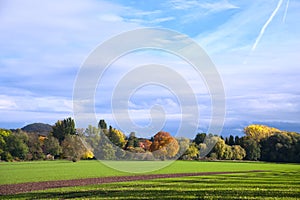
1;160;300;199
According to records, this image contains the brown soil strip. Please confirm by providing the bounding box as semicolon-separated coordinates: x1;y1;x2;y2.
0;170;266;195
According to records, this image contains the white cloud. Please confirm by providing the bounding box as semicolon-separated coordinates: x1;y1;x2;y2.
168;0;200;10
0;0;142;127
151;17;175;24
1;0;299;135
167;0;239;23
133;10;162;16
193;2;277;54
98;14;124;22
226;93;300;122
0;0;140;78
168;0;238;11
0;94;74;127
0;98;17;110
201;0;239;12
0;95;73;113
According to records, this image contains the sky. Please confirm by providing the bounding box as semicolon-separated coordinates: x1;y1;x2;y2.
0;0;299;137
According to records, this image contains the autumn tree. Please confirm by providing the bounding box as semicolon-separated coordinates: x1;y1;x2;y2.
231;145;246;160
84;124;122;160
222;145;233;159
107;126;126;148
0;129;13;161
177;137;191;158
198;143;207;158
181;143;199;160
206;136;246;160
150;131;179;160
244;124;280;141
212;137;226;159
140;139;152;151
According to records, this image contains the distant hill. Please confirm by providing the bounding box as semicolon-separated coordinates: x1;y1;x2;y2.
21;123;53;136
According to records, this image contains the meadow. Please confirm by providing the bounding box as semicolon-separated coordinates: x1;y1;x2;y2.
0;160;299;199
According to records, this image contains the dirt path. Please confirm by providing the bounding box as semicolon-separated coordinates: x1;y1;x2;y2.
0;170;265;195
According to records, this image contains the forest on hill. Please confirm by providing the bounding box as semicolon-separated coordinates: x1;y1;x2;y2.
0;118;299;163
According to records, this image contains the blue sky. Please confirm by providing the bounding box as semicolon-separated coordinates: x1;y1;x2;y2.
0;0;299;137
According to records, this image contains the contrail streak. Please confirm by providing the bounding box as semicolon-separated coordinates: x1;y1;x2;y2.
282;0;289;23
251;0;284;51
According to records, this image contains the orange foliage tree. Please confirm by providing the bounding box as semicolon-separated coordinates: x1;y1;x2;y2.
150;131;179;160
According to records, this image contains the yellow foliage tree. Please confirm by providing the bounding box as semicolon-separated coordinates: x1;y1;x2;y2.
0;129;11;137
82;150;94;159
244;124;280;141
108;126;126;148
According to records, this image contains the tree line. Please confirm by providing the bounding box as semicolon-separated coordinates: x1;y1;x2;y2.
0;118;299;163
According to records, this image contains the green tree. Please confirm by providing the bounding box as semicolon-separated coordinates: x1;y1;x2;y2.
260;132;299;162
241;138;261;161
234;136;241;145
84;125;101;151
194;133;206;145
225;137;229;145
26;133;44;160
98;119;107;130
228;135;235;146
43;135;62;157
61;135;86;162
295;137;300;163
88;129;118;160
98;119;109;136
125;132;139;150
52;117;76;143
200;135;219;158
97;140;116;160
7;131;29;160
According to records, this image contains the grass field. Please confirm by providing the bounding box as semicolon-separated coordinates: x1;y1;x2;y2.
1;160;300;199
